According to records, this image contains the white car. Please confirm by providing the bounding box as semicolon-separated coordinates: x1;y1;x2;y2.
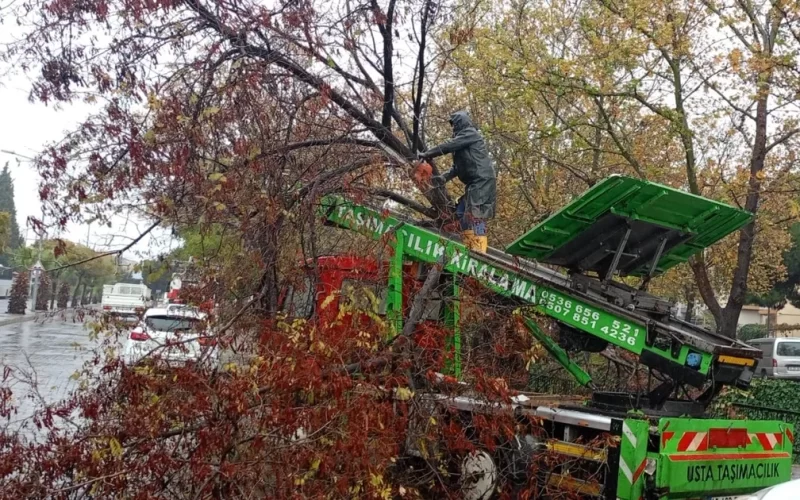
718;478;800;499
123;307;218;367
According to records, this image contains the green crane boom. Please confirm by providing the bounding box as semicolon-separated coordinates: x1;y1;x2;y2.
319;175;761;411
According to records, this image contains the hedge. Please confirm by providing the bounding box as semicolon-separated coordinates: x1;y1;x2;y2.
737;323;768;342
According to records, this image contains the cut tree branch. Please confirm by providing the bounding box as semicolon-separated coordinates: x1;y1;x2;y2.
48;219;161;272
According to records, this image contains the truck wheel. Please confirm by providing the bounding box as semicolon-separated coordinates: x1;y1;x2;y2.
460;450;497;500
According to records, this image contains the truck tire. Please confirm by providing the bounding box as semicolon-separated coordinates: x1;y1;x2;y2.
460;450;497;500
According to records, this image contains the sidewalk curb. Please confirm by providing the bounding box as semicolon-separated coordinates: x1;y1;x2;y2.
0;306;98;327
0;315;36;327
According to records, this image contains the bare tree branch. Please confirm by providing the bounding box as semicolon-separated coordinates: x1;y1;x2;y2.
766;127;800;153
48;220;161;272
411;0;432;152
363;187;438;219
372;0;398;129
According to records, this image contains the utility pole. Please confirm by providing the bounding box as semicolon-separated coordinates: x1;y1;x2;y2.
30;208;45;312
30;260;43;311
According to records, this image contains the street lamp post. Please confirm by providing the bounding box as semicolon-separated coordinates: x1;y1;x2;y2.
30;260;44;312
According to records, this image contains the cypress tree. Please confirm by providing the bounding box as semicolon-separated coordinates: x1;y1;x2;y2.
7;271;29;314
0;164;22;266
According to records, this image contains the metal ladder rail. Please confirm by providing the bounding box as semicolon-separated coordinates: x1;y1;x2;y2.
376;201;754;356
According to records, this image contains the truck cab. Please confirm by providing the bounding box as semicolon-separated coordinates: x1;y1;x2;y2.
282;257;441;321
280;255;453;372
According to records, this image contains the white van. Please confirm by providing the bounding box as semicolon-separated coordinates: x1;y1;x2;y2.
748;337;800;379
101;282;153;316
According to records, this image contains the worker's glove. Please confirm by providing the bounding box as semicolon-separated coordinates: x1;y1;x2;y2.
431;175;446;187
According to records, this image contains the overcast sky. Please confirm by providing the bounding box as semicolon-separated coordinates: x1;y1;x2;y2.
0;74;174;262
0;11;180;264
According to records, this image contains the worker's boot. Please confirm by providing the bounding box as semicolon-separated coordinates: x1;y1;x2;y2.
462;230;487;253
462;229;477;251
476;235;488;253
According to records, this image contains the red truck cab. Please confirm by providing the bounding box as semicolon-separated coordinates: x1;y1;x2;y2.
280;255;448;364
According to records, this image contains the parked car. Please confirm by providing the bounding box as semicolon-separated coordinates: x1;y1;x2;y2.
102;282;153;317
164;303;198;315
123;307;217;367
723;477;800;499
748;337;800;379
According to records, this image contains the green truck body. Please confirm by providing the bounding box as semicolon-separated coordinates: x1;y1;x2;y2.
650;418;794;498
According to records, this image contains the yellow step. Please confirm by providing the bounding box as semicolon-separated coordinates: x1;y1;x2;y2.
545;439;608;462
546;473;603;497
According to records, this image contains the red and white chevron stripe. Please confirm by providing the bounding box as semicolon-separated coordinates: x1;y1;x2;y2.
749;432;783;451
618;456;647;485
673;430;786;451
676;431;708;452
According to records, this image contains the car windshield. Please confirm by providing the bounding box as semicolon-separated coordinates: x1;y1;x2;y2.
777;341;800;356
145;315;202;333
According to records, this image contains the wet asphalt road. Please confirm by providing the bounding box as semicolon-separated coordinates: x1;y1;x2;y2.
0;316;96;434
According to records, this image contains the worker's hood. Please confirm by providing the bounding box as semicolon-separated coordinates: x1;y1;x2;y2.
449;111;475;134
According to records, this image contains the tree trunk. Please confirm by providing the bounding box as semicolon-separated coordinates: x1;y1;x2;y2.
71;276;83;308
684;291;695;323
669;50;726;328
81;284;91;305
49;275;58;310
717;84;771;337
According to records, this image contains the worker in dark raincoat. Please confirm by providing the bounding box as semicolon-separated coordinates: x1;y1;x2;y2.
420;111;496;253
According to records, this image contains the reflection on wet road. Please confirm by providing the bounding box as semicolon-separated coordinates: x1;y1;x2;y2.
0;316;98;435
